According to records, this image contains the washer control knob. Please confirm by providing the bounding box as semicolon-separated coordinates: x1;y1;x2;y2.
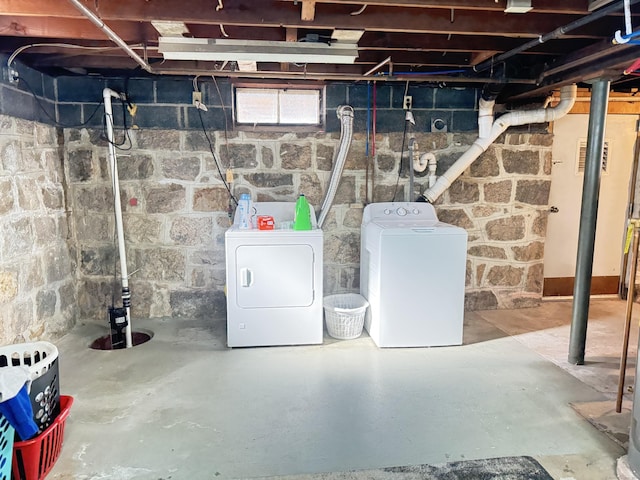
412;208;420;215
396;207;407;216
384;208;392;215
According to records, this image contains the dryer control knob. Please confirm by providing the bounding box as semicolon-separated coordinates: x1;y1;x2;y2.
384;209;392;215
412;208;420;215
396;207;407;216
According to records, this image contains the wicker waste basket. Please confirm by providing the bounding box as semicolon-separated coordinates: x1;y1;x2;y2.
323;293;369;340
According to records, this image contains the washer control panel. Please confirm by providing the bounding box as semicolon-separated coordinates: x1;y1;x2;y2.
364;202;438;224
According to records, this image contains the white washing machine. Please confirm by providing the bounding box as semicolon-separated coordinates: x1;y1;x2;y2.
225;202;323;347
360;202;467;347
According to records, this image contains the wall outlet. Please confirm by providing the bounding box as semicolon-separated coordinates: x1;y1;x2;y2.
192;91;202;105
403;95;412;110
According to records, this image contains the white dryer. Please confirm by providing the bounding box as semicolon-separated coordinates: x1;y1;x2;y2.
360;202;467;347
225;202;323;347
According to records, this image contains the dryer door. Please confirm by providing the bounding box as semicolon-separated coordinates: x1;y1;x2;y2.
235;244;315;308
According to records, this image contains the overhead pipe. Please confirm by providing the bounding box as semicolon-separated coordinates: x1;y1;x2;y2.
317;106;354;228
474;0;640;74
67;0;153;74
103;87;133;349
423;84;577;203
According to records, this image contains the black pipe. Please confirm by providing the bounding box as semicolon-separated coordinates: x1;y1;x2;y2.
568;78;610;365
474;0;640;74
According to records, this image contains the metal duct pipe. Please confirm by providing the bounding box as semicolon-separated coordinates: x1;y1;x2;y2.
317;106;354;228
474;0;640;74
423;84;577;203
104;88;133;349
68;0;153;74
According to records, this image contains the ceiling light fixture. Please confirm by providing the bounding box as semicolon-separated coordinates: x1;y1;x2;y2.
158;37;359;64
504;0;533;13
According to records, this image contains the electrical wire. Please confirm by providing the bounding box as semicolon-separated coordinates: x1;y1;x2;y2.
7;43;145;69
392;115;410;202
196;107;238;205
101;96;132;151
18;75;104;128
350;4;367;15
210;75;231;163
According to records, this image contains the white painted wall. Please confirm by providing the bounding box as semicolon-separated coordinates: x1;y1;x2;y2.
544;114;638;279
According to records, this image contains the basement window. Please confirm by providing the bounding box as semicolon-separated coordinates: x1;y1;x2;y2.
233;85;324;130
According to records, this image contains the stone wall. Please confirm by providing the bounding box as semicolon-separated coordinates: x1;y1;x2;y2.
0;58;554;332
430;132;553;309
66;124;552;322
0;114;77;344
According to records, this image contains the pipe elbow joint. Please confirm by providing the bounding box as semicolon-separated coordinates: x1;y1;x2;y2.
337;105;354;118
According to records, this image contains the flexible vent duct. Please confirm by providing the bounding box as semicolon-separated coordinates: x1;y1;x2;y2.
317;105;354;228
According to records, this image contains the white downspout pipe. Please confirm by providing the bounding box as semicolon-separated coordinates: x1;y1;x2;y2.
423;84;577;203
104;88;133;349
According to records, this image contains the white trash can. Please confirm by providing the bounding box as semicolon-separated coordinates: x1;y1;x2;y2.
323;293;369;340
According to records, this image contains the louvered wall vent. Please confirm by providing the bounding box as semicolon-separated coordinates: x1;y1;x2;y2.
577;140;609;174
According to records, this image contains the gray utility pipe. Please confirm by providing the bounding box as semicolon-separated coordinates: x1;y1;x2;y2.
568;79;610;365
423;84;577;204
474;0;640;74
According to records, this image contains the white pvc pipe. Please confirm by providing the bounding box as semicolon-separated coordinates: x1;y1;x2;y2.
478;97;495;139
423;84;577;203
103;88;133;348
317;105;354;228
427;154;437;189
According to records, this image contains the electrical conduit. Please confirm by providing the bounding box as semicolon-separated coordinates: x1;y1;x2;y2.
317;105;354;228
423;84;577;203
103;88;133;348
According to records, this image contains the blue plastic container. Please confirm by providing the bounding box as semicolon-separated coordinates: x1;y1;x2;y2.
0;414;14;480
0;384;37;441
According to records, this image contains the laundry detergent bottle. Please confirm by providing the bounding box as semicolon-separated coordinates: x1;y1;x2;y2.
237;193;252;229
293;194;312;230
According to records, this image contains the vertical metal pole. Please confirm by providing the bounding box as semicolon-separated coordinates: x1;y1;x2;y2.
568;78;610;365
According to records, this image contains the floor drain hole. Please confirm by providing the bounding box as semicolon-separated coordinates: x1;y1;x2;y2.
89;331;153;350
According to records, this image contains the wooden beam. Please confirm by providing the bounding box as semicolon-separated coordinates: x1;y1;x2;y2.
0;16;153;42
2;0;593;17
470;51;499;67
301;1;316;21
0;1;610;39
281;27;298;71
280;0;592;14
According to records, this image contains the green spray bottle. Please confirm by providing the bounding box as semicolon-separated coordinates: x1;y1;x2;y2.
293;194;312;230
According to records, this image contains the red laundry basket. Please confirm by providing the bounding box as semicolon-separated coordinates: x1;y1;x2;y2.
11;396;73;480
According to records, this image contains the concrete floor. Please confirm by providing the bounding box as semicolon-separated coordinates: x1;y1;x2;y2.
48;298;635;480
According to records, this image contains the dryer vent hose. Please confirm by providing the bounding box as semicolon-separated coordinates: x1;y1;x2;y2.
317;105;354;228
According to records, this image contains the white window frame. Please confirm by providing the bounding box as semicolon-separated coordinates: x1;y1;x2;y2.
233;83;325;131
